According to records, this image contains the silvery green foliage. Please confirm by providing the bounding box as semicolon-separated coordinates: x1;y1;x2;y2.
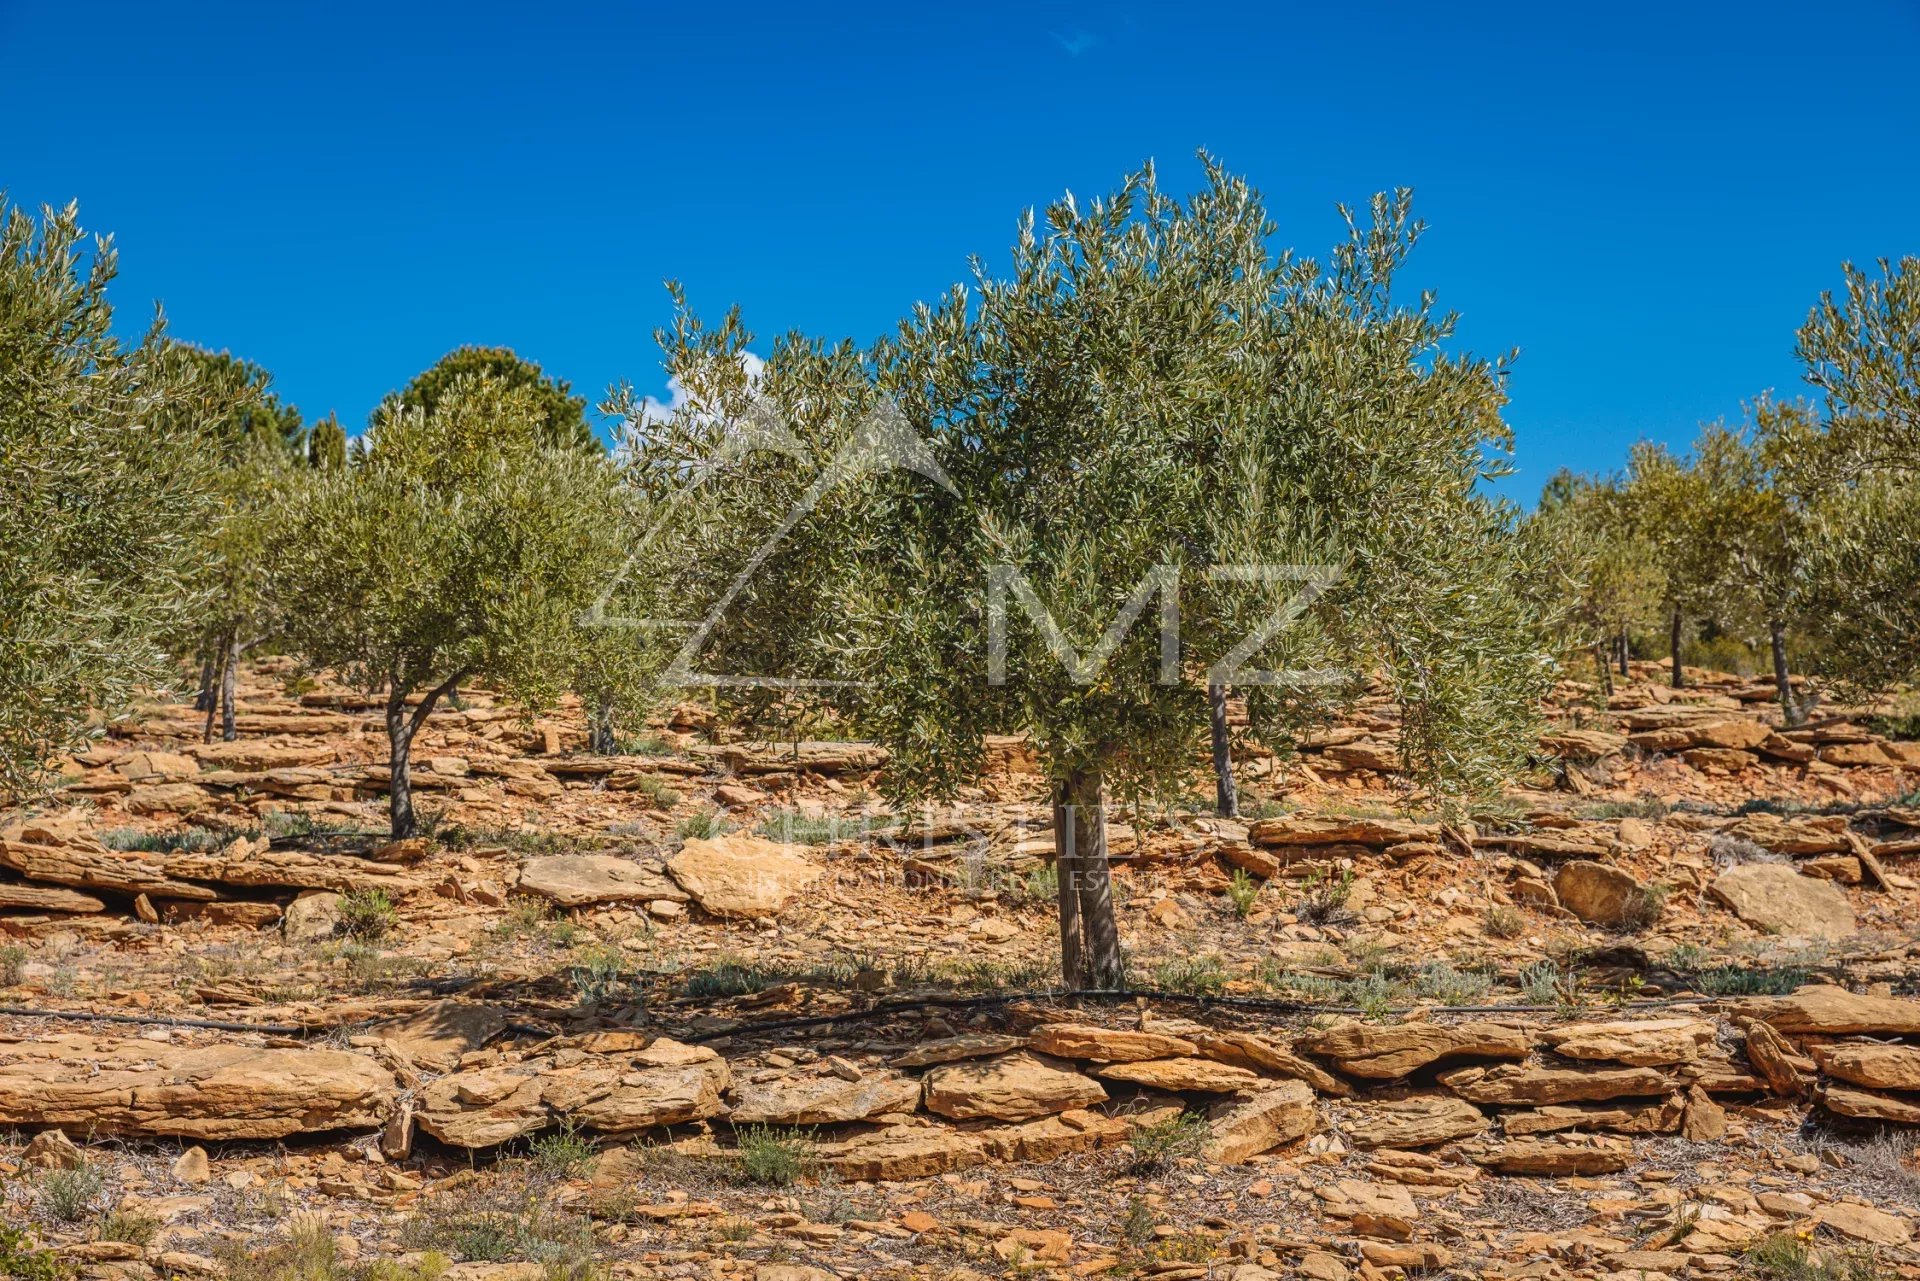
1796;256;1920;472
630;162;1553;807
0;197;209;800
270;373;626;832
1790;256;1920;695
1530;471;1661;659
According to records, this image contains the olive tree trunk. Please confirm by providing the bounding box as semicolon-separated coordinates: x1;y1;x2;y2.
219;634;238;742
1208;681;1237;818
1051;767;1124;990
1769;619;1802;727
1592;644;1614;696
195;652;217;712
1669;607;1686;689
589;691;617;755
1617;626;1630;677
384;668;470;839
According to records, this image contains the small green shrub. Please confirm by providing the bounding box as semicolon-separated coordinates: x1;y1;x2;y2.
566;946;635;1006
528;1121;597;1176
0;944;26;986
1150;954;1227;996
1015;863;1058;907
95;1211;159;1247
0;1226;66;1281
98;826;228;854
733;1126;813;1187
37;1162;105;1222
1484;904;1527;939
1225;868;1261;918
682;956;774;999
616;733;673;757
1126;1111;1209;1173
676;810;727;841
1692;964;1811;996
1746;1230;1890;1281
1294;866;1354;924
1411;959;1493;1005
624;775;681;808
339;888;397;941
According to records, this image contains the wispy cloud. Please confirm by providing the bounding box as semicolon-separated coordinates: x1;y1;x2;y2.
1050;27;1098;57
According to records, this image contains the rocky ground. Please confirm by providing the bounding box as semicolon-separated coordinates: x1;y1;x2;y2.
3;657;1920;1281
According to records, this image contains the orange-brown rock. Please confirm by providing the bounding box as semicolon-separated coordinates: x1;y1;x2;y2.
922;1053;1106;1121
1296;1021;1534;1079
1027;1023;1197;1063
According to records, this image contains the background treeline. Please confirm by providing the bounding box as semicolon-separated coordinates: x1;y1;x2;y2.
3;169;1914;988
1528;254;1920;725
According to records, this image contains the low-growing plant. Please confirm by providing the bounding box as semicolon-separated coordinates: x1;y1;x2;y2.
681;955;775;999
1118;1197;1156;1250
566;945;634;1006
1014;862;1058;908
676;810;727;841
1126;1111;1210;1173
1746;1230;1889;1281
1620;883;1671;931
528;1121;598;1176
1294;866;1354;924
732;1125;813;1187
1150;954;1227;996
623;775;681;809
402;1183;593;1266
616;733;673;757
1520;960;1571;1005
36;1162;106;1223
95;1211;160;1248
0;1227;65;1281
0;944;26;986
1411;959;1494;1005
1225;868;1261;918
339;887;397;941
1691;964;1811;996
1484;904;1527;939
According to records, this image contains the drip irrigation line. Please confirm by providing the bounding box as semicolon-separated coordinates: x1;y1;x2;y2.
672;987;1729;1044
0;1004;315;1036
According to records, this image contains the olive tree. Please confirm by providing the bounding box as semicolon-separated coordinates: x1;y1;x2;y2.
394;345;599;453
1531;472;1660;693
0;196;208;799
272;374;626;836
827;165;1548;987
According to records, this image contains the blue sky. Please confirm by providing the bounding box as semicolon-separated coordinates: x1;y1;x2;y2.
3;0;1915;499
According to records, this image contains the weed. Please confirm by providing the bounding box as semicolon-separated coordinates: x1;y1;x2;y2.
616;733;673;757
1520;960;1572;1006
1484;904;1527;939
1118;1197;1156;1249
1691;964;1810;996
1746;1231;1890;1281
0;944;25;986
0;1226;64;1281
1225;868;1261;918
1127;1111;1209;1173
403;1181;593;1267
36;1162;105;1222
1151;954;1227;996
528;1121;598;1176
566;946;634;1006
1621;882;1670;932
1575;796;1671;821
98;826;228;853
623;775;681;809
492;898;552;939
755;808;879;845
339;888;397;940
676;810;728;841
682;955;774;999
1015;863;1058;907
95;1211;159;1247
1294;866;1354;924
733;1125;813;1186
1411;959;1493;1005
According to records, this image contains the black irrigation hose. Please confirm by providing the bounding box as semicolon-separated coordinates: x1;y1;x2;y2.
0;1004;314;1036
671;987;1731;1044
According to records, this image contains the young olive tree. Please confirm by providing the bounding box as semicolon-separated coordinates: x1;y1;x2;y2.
393;345;600;453
822;164;1547;988
150;342;308;732
0;197;208;800
1790;257;1920;697
1531;472;1661;692
272;374;626;836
